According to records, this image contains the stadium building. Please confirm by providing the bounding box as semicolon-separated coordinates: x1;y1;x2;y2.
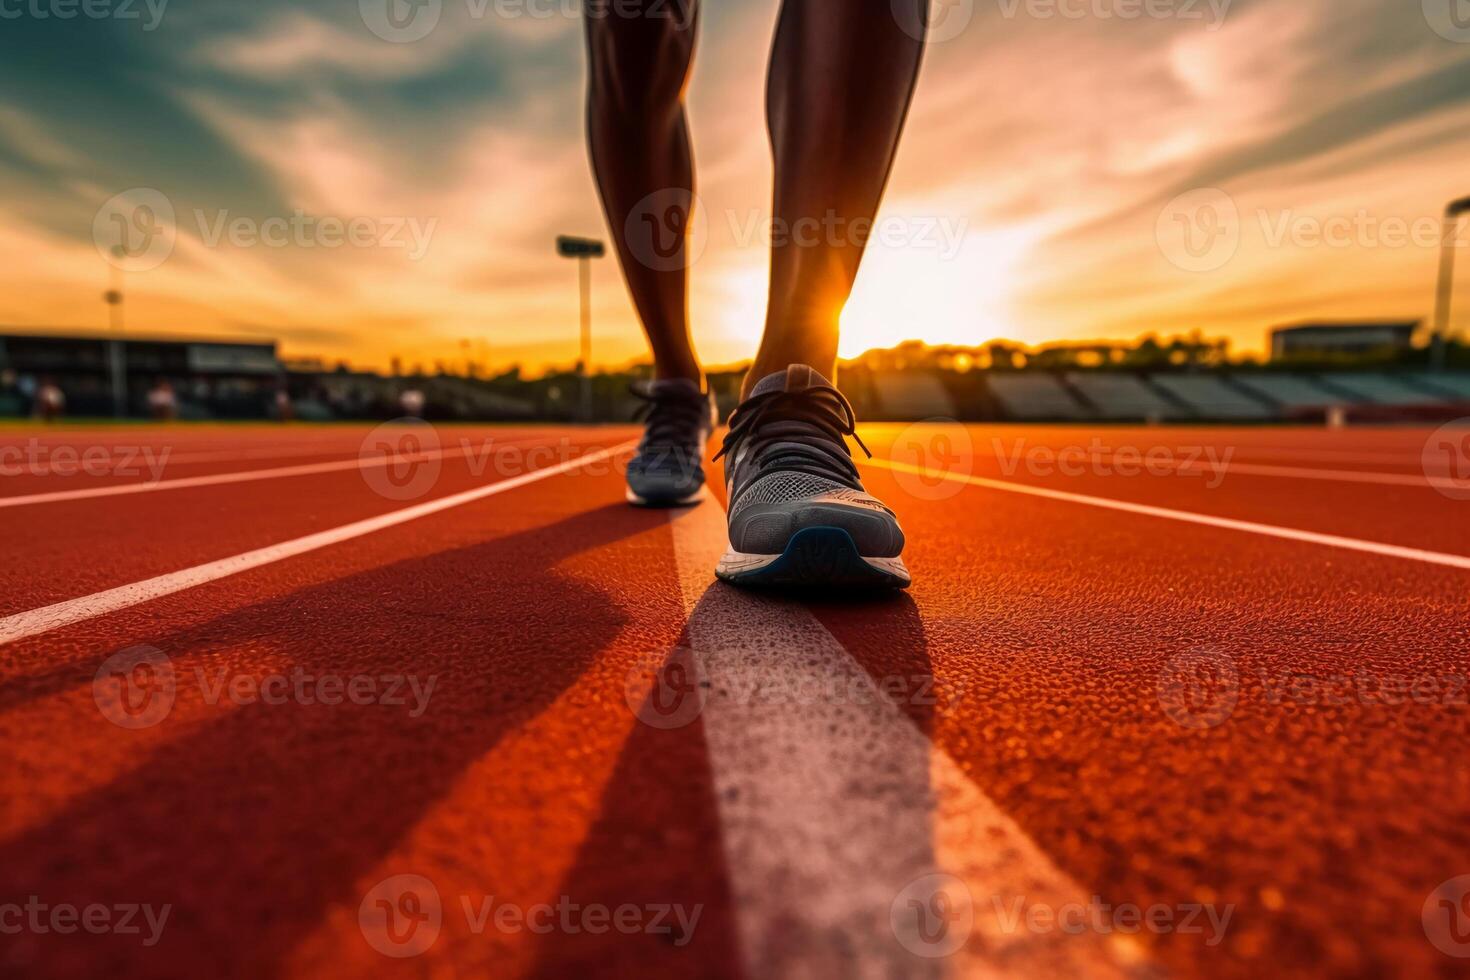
1269;321;1418;360
0;331;282;418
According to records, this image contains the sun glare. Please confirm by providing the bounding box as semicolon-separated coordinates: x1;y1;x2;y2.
700;224;1043;363
838;225;1039;357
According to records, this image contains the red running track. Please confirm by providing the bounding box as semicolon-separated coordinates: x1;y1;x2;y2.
0;422;1467;979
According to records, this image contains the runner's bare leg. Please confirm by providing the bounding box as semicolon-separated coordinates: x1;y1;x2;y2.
746;0;927;394
585;1;703;383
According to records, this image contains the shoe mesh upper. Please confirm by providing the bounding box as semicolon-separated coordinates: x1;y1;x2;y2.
731;472;870;513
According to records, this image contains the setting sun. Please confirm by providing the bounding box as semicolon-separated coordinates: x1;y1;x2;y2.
838;221;1044;357
1;0;1467;370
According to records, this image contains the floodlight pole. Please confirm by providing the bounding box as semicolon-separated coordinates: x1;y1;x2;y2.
1431;195;1470;372
556;236;606;422
579;256;591;420
105;247;126;418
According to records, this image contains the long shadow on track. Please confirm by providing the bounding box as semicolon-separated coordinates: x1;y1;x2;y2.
525;586;936;978
0;504;673;977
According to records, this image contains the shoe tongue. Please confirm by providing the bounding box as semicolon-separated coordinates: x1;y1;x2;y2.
645;377;703;398
748;364;832;399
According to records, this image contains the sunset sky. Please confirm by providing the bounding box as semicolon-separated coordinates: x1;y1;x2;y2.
2;0;1469;373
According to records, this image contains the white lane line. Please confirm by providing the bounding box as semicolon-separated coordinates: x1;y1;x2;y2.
1204;446;1427;466
13;445;363;476
2;434;552;474
1164;458;1455;489
0;437;551;510
942;447;1446;489
1029;455;1446;489
868;459;1470;572
1029;455;1453;489
1067;455;1449;489
662;501;1150;979
0;441;635;647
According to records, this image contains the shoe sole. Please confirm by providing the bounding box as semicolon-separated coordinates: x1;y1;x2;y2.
625;485;708;508
716;526;911;589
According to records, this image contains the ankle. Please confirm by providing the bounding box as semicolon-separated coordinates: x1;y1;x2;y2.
654;360;704;387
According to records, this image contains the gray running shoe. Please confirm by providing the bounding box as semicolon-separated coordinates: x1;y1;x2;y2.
626;377;718;507
713;364;909;588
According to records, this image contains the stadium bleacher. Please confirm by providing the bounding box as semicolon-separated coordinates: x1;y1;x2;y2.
869;371;958;420
1148;375;1274;420
1400;372;1470;401
1315;372;1459;406
999;371;1468;421
1229;374;1344;410
985;374;1089;420
1065;372;1186;421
